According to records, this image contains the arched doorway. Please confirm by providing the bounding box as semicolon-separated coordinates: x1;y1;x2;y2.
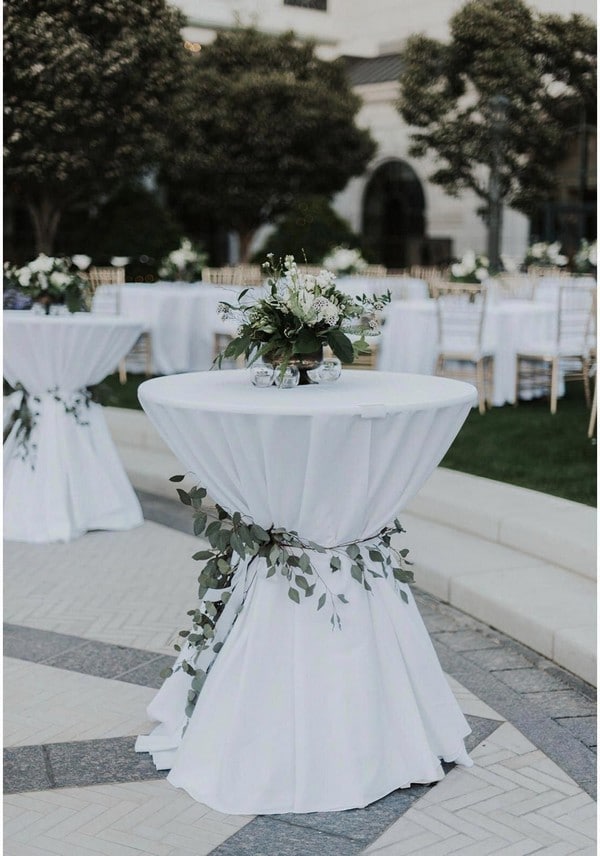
362;160;426;269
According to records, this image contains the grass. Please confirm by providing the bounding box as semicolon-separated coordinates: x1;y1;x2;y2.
105;373;597;507
441;381;596;506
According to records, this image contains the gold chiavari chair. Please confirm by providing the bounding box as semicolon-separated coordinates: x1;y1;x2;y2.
433;282;493;414
515;284;596;414
88;266;152;384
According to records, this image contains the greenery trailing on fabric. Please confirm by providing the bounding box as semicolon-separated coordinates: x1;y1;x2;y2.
3;380;114;465
3;383;40;462
164;474;414;718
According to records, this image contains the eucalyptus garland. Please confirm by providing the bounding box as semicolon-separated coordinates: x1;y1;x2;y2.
165;475;414;719
4;381;113;465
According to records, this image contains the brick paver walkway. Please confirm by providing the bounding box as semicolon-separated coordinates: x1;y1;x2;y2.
4;492;596;855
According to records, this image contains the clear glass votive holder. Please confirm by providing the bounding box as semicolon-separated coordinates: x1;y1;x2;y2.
317;356;342;382
275;365;300;388
251;363;275;387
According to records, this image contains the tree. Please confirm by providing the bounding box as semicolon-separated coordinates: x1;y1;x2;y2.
398;0;596;260
252;195;360;264
4;0;187;255
162;28;376;262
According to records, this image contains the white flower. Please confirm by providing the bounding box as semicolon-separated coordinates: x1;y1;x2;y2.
555;254;568;266
169;249;187;269
72;254;91;270
297;289;316;316
451;263;466;278
50;271;70;287
590;243;597;267
501;254;518;273
29;254;54;273
38;273;49;290
475;267;488;281
463;250;476;268
17;267;31;286
530;243;544;259
110;256;130;267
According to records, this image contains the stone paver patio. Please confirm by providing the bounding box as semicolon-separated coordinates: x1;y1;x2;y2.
4;491;596;855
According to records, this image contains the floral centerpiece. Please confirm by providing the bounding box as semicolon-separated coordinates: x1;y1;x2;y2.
321;245;367;276
450;250;490;283
4;254;92;313
573;239;597;275
524;241;568;269
158;238;207;282
216;254;390;383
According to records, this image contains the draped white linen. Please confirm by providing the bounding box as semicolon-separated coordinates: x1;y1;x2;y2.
4;313;144;543
378;299;558;405
136;370;477;814
93;283;244;374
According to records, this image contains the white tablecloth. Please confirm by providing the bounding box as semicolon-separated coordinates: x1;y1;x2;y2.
337;275;429;301
93;283;243;374
4;312;144;542
136;370;477;814
378;299;558;406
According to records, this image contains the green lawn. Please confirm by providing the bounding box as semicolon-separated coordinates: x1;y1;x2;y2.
441;382;596;506
105;373;597;507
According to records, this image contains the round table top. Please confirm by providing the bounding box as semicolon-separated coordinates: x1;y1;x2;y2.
3;310;144;330
139;369;477;417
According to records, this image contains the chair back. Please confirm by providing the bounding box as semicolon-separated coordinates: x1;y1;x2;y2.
434;283;487;352
495;274;536;300
203;265;263;286
88;266;124;314
557;285;596;353
362;264;387;277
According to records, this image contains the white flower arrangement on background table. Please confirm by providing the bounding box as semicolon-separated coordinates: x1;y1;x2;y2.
450;250;490;283
158;238;208;282
321;245;368;276
524;241;568;268
4;254;92;313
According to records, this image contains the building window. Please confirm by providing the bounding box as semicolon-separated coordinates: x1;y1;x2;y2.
284;0;327;10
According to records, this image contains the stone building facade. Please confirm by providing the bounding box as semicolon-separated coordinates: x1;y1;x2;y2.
173;0;597;266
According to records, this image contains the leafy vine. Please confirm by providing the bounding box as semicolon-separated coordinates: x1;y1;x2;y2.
165;475;414;719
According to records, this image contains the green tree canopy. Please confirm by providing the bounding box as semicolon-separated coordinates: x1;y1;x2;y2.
398;0;596;219
252;195;360;264
162;28;376;261
4;0;187;254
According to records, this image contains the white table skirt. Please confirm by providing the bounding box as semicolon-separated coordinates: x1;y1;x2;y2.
378;299;558;406
3;313;144;542
93;283;245;374
136;370;477;814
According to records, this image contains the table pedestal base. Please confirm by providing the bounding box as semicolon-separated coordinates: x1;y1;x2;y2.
4;396;143;543
136;564;472;815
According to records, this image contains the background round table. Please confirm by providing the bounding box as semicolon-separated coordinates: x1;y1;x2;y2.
4;312;144;542
136;369;477;814
377;299;558;405
93;283;245;373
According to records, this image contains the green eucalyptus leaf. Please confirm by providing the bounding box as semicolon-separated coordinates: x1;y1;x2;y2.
169;474;185;482
288;587;300;604
177;488;192;506
317;593;326;610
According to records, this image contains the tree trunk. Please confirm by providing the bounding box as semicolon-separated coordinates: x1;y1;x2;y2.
27;197;62;256
238;229;255;264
